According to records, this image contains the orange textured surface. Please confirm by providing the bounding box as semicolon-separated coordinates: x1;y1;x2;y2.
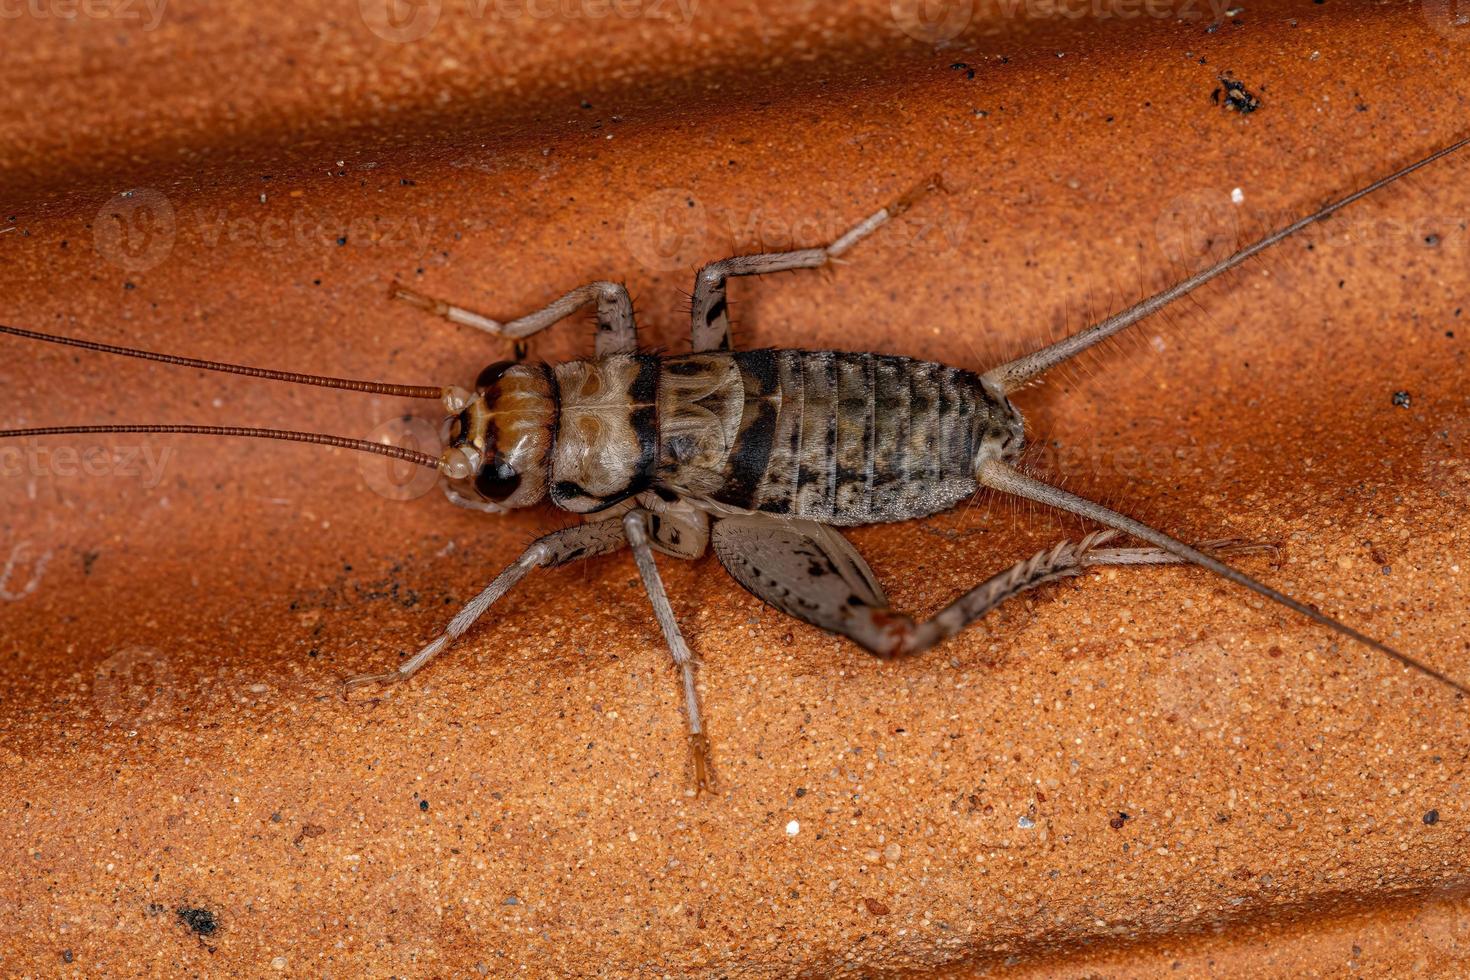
2;0;1470;975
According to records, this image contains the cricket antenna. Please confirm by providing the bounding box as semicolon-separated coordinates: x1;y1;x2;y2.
983;135;1470;393
0;324;446;399
0;424;443;469
978;460;1469;698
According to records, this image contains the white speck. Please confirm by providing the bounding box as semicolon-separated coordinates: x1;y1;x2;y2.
1231;187;1245;205
628;830;638;842
270;956;287;971
1150;334;1167;353
1017;815;1036;829
1225;6;1244;14
785;820;800;836
0;227;14;234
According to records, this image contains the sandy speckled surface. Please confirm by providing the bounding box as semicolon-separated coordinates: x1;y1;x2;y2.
2;0;1469;975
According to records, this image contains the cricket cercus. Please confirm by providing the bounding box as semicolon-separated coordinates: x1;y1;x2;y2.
3;136;1467;791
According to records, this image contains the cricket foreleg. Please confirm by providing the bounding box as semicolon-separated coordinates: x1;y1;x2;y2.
622;508;713;792
390;279;638;356
342;519;629;696
689;175;942;352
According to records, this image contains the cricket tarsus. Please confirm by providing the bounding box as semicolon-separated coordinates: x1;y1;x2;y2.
979;460;1469;698
985;135;1470;392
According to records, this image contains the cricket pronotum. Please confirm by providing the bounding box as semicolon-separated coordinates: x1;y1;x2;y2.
3;135;1467;791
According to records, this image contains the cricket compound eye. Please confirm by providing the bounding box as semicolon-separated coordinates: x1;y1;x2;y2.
474;456;522;502
475;360;517;390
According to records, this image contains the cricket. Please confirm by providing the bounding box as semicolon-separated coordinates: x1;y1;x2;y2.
3;135;1467;793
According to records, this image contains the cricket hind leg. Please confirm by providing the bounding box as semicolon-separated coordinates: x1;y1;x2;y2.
866;533;1274;658
622;508;714;792
342;519;629;696
710;514;1269;659
390;279;639;356
689;175;943;352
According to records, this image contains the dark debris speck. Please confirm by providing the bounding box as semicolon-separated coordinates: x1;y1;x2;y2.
1392;390;1412;409
177;907;219;937
419;799;430;812
1425;809;1440;825
1215;73;1261;114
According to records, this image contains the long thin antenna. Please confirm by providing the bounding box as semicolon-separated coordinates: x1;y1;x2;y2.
0;324;444;399
978;459;1468;697
0;424;442;468
984;135;1470;393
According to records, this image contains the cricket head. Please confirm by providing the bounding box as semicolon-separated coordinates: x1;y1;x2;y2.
437;360;554;511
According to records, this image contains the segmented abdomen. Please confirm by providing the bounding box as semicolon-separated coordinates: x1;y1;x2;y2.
657;350;987;525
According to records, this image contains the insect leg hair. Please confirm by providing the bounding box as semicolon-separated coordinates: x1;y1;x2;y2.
982;136;1470;393
342;519;629;696
977;459;1469;696
391;279;638;356
622;508;714;793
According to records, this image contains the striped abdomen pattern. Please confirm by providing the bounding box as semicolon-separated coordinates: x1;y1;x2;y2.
657;350;992;525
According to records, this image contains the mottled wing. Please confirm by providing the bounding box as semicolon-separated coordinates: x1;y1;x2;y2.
711;514;892;640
